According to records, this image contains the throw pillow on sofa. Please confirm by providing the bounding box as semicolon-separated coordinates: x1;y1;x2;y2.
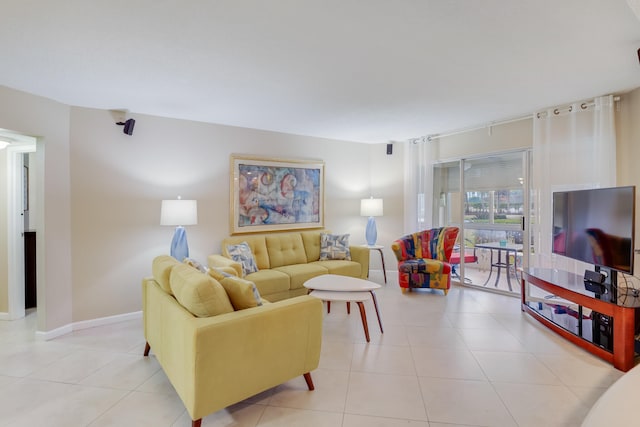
219;276;263;310
208;267;235;281
320;233;351;261
183;257;207;273
170;264;234;317
227;242;259;276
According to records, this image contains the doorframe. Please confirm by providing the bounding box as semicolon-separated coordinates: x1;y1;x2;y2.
6;140;36;320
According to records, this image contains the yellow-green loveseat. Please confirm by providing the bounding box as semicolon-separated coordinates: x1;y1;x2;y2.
142;255;323;427
208;230;370;302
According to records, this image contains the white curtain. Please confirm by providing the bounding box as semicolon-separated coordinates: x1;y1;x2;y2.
403;139;434;233
531;95;616;274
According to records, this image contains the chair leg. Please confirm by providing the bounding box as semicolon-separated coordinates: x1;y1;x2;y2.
143;342;150;356
303;372;315;390
443;289;449;295
192;419;202;427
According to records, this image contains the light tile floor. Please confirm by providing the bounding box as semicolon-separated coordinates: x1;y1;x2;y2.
0;271;626;426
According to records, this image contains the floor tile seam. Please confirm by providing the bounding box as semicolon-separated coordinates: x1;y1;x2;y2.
82;389;137;427
530;352;618;389
488;379;595;426
248;403;269;427
342;409;430;424
29;351;124;385
482;376;522;427
467;348;498;384
470;349;567;384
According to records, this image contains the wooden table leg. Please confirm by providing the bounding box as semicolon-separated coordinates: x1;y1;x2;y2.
369;291;384;333
356;301;370;342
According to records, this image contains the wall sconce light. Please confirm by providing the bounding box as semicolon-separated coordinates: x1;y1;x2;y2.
160;197;198;261
360;197;383;246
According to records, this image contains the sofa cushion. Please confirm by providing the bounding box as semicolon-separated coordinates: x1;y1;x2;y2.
169;264;234;317
320;233;351;260
273;263;328;289
301;230;325;262
312;260;362;278
245;269;290;297
226;242;259;276
220;276;263;310
152;255;182;294
266;233;307;268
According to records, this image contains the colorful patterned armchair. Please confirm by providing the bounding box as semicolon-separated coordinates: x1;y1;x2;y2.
391;227;459;295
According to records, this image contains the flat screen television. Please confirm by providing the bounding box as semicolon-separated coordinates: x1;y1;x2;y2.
552;186;636;274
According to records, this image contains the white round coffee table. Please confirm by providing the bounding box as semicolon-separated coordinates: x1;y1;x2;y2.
304;274;383;342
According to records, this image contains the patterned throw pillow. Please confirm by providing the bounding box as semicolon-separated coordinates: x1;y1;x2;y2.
219;276;263;310
208;267;235;281
183;257;207;273
320;233;351;261
226;242;259;276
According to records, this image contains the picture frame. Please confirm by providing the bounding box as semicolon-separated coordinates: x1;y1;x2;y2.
230;155;325;234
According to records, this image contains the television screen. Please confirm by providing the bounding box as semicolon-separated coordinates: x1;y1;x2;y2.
552;186;635;274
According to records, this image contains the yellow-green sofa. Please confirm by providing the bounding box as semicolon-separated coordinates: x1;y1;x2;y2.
208;230;370;302
142;255;323;427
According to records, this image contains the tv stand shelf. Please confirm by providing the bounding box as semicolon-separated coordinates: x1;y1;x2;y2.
522;268;638;372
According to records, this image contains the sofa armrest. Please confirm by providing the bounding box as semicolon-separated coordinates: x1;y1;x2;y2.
191;296;322;420
349;245;370;279
391;240;408;262
145;279;322;421
208;254;242;277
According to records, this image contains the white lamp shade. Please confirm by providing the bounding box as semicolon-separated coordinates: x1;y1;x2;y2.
360;198;383;217
160;199;198;226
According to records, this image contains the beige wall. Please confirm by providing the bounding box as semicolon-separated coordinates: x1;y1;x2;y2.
0;148;7;312
431;118;533;161
3;82;638;330
0;87;404;329
0;85;72;332
68;107;404;322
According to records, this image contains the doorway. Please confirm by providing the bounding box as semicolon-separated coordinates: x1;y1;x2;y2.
433;150;531;295
2;131;37;320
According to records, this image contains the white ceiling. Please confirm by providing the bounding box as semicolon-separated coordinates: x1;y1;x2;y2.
2;1;640;143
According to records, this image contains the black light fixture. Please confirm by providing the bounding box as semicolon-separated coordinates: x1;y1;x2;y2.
116;118;136;135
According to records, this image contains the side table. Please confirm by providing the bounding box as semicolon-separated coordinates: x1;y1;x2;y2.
361;245;387;283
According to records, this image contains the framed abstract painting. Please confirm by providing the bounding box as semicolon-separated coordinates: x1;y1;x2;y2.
230;155;325;234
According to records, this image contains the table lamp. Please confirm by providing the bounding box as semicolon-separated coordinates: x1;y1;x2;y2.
160;197;198;261
360;197;383;246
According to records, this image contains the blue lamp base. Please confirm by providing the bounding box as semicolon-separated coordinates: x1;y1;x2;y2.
170;226;189;261
365;216;377;246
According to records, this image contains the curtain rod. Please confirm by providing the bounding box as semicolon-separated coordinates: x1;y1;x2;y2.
414;95;621;143
536;95;620;119
425;115;530;142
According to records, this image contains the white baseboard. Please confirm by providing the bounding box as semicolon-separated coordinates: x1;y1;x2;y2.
35;311;143;341
0;312;9;320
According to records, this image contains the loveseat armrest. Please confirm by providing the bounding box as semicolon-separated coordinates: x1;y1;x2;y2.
182;295;323;421
208;254;242;277
349;246;370;279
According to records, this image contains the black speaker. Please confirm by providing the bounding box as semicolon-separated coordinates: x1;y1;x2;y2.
123;118;135;135
592;311;614;351
386;143;393;155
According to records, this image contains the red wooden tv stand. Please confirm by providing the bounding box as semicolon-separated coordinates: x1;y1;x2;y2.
522;268;638;372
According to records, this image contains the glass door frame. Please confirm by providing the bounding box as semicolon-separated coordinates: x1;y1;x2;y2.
449;149;532;295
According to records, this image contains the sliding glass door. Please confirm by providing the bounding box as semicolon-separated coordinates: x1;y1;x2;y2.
433;151;531;295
